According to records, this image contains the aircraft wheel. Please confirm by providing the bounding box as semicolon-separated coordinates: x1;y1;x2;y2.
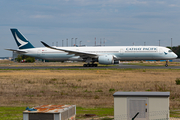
83;64;97;67
165;60;168;67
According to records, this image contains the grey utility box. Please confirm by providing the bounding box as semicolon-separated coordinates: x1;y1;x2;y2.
113;92;170;120
23;105;76;120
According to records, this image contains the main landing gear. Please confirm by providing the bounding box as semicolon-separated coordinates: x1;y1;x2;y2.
84;58;98;67
83;64;98;67
165;60;168;67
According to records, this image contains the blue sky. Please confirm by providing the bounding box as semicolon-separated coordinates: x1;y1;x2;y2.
1;0;180;57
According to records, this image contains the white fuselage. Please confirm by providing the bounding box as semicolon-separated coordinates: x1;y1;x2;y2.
17;46;177;61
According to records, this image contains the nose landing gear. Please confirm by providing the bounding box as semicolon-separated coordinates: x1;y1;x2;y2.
165;60;168;67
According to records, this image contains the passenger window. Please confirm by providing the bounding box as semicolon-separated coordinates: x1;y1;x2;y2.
168;50;172;52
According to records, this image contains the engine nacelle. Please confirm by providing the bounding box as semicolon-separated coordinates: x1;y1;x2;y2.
98;55;114;65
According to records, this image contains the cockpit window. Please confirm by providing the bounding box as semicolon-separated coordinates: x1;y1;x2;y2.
168;50;173;52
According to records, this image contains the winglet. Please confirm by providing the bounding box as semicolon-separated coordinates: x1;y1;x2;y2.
41;41;58;50
41;41;50;48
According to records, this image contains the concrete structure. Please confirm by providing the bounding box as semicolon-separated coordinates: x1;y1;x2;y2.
113;92;170;120
23;105;76;120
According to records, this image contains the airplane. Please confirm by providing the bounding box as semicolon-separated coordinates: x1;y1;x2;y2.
6;28;177;67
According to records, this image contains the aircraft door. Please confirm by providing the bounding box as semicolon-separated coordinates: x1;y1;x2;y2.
37;49;42;56
159;48;163;55
120;48;124;55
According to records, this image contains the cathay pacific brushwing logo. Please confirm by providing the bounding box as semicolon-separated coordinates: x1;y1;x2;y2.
15;32;28;48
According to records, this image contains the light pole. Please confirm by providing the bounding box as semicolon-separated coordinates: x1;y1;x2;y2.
75;38;77;46
71;38;73;46
103;38;105;46
80;41;82;46
95;37;96;46
171;38;172;50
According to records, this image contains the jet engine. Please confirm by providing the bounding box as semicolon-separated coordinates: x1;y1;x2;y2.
98;55;114;65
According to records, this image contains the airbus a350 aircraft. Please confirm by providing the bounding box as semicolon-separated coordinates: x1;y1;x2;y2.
6;28;177;67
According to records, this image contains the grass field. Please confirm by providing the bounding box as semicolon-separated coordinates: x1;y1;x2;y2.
0;106;114;120
0;60;180;119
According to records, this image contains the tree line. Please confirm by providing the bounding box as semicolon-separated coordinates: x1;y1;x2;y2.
15;55;35;63
167;46;180;58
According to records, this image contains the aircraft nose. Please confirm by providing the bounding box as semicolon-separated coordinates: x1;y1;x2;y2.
174;53;178;58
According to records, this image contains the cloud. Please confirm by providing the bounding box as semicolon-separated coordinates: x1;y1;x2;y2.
133;13;167;19
156;1;165;4
126;0;147;5
30;15;53;19
169;4;179;7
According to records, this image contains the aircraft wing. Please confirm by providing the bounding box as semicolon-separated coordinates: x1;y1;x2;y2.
5;49;27;53
41;41;99;58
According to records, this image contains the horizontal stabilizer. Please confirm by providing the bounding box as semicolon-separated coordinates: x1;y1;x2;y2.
5;49;27;53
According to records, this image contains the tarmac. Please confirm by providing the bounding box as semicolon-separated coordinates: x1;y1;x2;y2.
0;64;180;69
